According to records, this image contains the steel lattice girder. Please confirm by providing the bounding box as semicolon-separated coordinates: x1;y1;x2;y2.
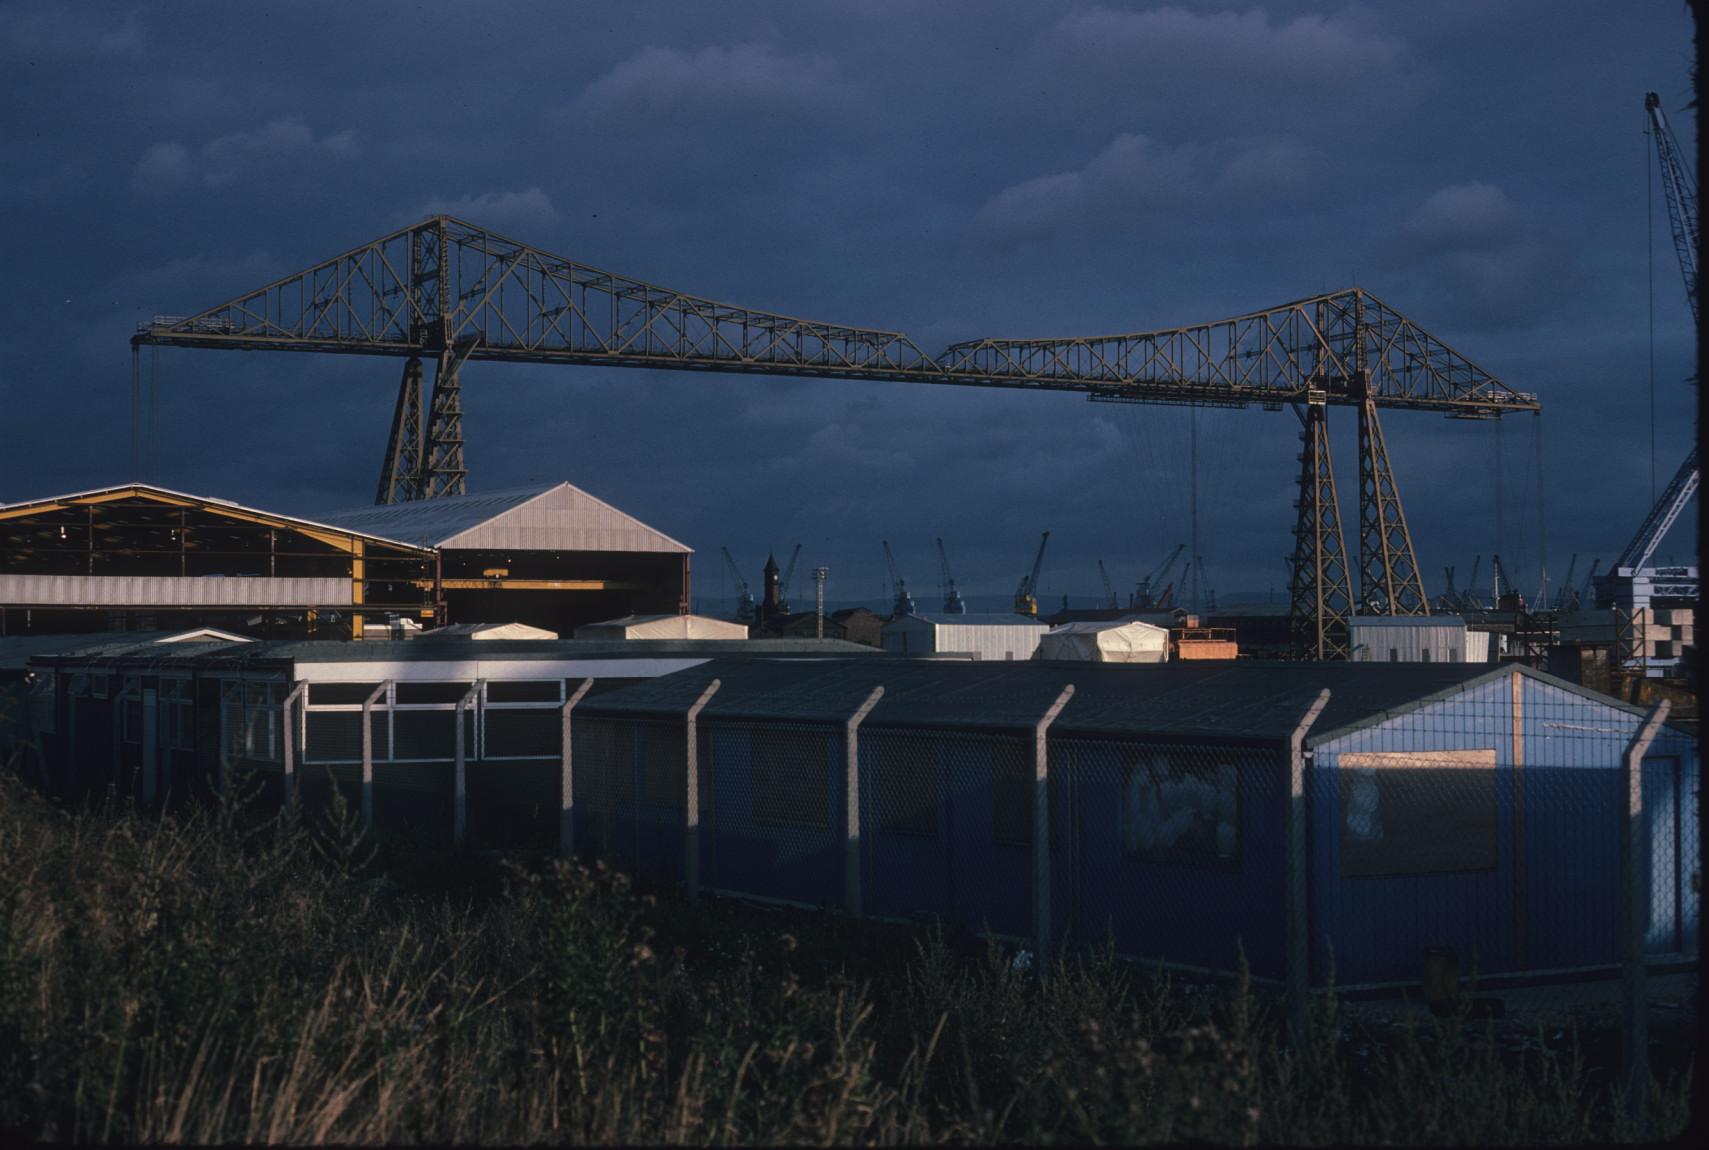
133;215;1539;418
1355;397;1430;616
1288;404;1354;660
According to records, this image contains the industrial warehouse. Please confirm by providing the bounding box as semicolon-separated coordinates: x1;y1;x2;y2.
0;479;694;640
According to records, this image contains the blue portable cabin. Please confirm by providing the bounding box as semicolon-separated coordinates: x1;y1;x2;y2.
1305;667;1698;988
575;659;1698;990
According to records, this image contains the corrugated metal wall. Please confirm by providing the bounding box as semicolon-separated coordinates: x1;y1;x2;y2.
881;618;1046;661
1349;620;1475;663
0;573;348;607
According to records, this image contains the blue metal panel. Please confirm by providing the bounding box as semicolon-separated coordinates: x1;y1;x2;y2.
700;726;843;906
1056;739;1287;979
857;732;1037;939
1311;677;1520;985
632;726;685;885
1313;673;1701;986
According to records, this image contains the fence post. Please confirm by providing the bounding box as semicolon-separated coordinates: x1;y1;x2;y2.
453;681;481;848
1622;699;1669;1112
844;686;885;916
113;678;137;795
1034;685;1075;979
560;678;594;858
1286;688;1332;1045
141;685;158;808
683;679;721;896
282;682;305;812
360;681;389;828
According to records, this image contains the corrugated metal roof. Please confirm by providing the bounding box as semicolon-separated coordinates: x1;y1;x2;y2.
0;483;429;552
315;481;691;553
27;635;879;672
576;659;1660;743
0;631;175;671
892;613;1049;627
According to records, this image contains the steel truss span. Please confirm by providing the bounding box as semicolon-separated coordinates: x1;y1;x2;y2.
133;215;1536;416
131;215;1542;657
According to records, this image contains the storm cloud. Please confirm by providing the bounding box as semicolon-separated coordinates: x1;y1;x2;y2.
0;1;1695;610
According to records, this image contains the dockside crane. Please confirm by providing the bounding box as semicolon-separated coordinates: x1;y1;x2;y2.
937;538;967;615
1594;93;1703;609
1491;553;1524;612
1439;566;1459;612
776;543;802;614
1460;555;1483;611
1574;559;1601;612
1551;554;1578;612
721;546;756;623
883;541;916;617
1097;560;1119;610
1013;532;1050;616
1134;543;1185;609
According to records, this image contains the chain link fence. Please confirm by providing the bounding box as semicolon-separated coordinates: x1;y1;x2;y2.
9;662;1697;1080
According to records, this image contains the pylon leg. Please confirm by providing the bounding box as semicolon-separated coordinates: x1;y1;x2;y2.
375;356;425;504
422;345;469;499
1289;403;1354;659
1355;397;1429;615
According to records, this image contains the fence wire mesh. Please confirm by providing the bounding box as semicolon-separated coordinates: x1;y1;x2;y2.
25;664;1692;1033
702;720;843;905
1049;736;1281;978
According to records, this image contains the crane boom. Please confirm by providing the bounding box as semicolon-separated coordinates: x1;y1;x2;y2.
1646;91;1699;324
779;543;803;604
937;538;966;614
1597;93;1701;610
1613;445;1700;573
1553;553;1578;611
1136;543;1186;609
1014;531;1050;616
720;546;756;623
1097;559;1118;609
883;541;915;617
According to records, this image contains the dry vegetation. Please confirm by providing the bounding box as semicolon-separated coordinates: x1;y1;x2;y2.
0;771;1692;1144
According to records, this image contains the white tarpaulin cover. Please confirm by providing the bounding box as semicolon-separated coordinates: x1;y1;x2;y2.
574;614;749;640
1038;619;1169;663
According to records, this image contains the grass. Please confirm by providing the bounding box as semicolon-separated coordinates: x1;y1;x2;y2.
0;769;1694;1144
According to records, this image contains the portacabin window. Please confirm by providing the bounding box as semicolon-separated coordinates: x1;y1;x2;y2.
571;718;630;815
639;724;687;810
1120;748;1240;869
751;726;831;828
161;677;194;751
1337;749;1498;877
991;739;1031;845
871;730;936;837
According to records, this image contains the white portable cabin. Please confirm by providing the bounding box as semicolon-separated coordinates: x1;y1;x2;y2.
1349;615;1488;664
880;612;1049;661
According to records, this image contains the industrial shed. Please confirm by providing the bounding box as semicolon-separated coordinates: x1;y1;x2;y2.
880;612;1048;660
1349;615;1490;664
0;484;435;639
317;481;692;637
568;659;1697;990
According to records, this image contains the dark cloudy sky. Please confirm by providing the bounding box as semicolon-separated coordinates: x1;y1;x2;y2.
0;1;1696;612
